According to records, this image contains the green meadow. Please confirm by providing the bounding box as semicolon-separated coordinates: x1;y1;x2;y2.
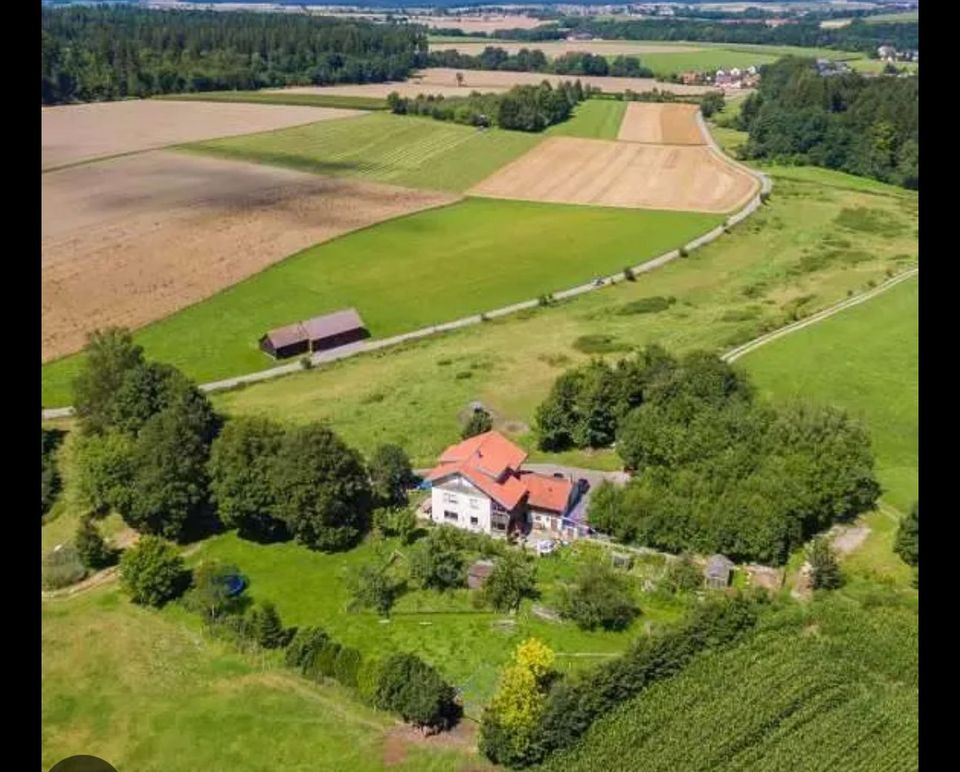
743;275;918;513
181;112;542;192
156;90;389;110
208;170;917;468
42;199;719;406
546;98;627;140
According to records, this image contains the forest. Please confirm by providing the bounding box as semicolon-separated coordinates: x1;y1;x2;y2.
738;57;918;189
41;6;427;104
388;79;588;132
495;18;919;55
428;47;653;78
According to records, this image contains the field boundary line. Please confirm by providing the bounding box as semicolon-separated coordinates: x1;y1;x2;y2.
721;267;918;364
41;111;772;418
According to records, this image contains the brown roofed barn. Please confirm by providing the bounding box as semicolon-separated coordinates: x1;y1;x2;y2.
259;308;368;360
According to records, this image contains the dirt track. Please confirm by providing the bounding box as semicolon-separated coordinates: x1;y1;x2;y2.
42;150;457;361
617;103;706;145
42;99;360;170
469;137;757;213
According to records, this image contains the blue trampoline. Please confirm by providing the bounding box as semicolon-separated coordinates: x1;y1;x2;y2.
222;574;247;597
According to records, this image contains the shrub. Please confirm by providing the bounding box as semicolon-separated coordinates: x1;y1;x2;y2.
461;407;493;439
41;544;86;590
623;266;636;281
182;560;248;622
559;558;639;631
663;553;702;594
482;551;538;612
617;296;673;316
300;356;313;370
809;537;843;590
119;536;188;607
285;626;331;672
760;190;770;204
74;514;117;571
679;246;689;257
893;502;918;567
308;639;342;680
409;526;466;591
375;653;459;729
357;656;384;705
334;646;363;688
247;600;288;649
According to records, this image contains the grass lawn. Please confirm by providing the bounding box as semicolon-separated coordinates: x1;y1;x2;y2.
181;111;542;192
742;276;917;513
42;588;474;772
41;200;720;406
546;99;627;140
206;175;916;468
642;48;780;77
155;91;389;110
189;533;687;717
865;11;919;23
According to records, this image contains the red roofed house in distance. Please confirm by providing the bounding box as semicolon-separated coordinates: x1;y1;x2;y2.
423;431;584;539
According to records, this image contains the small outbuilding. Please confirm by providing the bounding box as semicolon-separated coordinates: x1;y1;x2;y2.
704;554;735;589
467;559;496;590
259;308;368;360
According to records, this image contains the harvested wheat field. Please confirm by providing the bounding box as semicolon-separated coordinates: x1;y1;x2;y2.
41;99;360;170
429;41;705;57
271;82;507;99
41;150;456;361
469;137;758;214
414;68;713;96
617;102;706;145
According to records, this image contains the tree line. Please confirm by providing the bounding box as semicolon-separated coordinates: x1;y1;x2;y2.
42;6;427;104
428;47;654;78
737;57;918;189
492;17;919;56
534;345;881;564
388;80;589;132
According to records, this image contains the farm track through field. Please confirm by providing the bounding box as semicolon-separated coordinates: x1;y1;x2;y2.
43;109;771;417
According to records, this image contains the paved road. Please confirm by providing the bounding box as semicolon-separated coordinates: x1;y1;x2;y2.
42;110;770;419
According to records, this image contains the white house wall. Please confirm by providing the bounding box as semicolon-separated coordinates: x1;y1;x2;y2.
430;475;494;534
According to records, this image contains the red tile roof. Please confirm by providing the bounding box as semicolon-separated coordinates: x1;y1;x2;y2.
427;431;571;514
520;472;574;515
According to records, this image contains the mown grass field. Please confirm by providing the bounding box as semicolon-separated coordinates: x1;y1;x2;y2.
41;200;720;406
181;112;542;192
545;98;627;140
156;90;389;110
42;587;476;772
206;168;917;468
743;276;918;514
190;534;686;717
539;595;918;772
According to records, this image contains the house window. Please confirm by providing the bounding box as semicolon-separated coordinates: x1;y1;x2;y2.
444;492;458;504
470;516;479;526
470;498;479;509
444;511;459;523
493;521;506;531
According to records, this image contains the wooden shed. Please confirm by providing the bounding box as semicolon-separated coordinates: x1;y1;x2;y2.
704;554;735;589
259;308;368;360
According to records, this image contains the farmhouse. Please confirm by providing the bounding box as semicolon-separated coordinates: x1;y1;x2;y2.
259;308;368;359
424;431;582;538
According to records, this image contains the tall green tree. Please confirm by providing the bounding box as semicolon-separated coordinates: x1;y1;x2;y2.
559;557;639;631
74;514;116;571
368;443;415;507
808;536;843;590
247;601;288;649
347;559;401;618
462;407;494;439
270;424;373;551
72;327;144;435
894;501;918;567
409;527;466;591
208;416;286;540
375;653;459;729
481;551;538;612
74;431;135;515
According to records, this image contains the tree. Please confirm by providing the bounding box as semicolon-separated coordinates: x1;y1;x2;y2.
808;536;843;590
119;536;188;607
271;424;373;551
74;514;116;570
183;560;246;622
41;428;65;516
375;653;459;729
285;627;331;673
481;551;537;612
334;646;362;688
347;560;400;617
368;444;415;507
124;402;213;540
208;416;286;540
72;327;144;435
247;601;288;649
409;527;466;591
74;431;134;515
108;361;190;437
559;557;639;631
462;407;493;439
664;553;702;593
894;501;918;567
455;71;464;87
479;638;556;766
